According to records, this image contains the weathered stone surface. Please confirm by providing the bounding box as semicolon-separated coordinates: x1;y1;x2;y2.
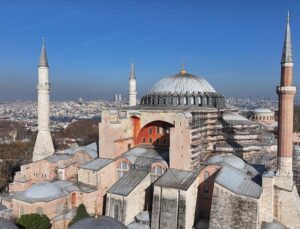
209;184;258;229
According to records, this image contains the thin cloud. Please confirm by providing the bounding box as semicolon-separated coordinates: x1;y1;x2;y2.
60;33;119;54
131;34;158;45
17;9;81;32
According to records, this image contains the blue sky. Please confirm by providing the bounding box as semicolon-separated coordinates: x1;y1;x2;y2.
0;0;299;101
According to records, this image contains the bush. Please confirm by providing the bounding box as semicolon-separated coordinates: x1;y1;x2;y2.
68;204;90;227
16;213;50;229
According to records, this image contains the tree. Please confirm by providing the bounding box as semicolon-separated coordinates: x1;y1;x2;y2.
68;204;90;227
16;213;50;229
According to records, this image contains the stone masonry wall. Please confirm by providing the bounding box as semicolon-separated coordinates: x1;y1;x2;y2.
209;184;259;229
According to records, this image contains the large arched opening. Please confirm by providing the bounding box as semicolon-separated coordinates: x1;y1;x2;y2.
136;121;174;149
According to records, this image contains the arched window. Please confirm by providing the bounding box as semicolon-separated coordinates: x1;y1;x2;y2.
175;97;178;105
117;161;129;179
198;96;202;106
149;128;152;134
184;96;187;105
151;166;164;182
36;207;44;215
190;97;195;105
71;193;76;207
113;204;119;220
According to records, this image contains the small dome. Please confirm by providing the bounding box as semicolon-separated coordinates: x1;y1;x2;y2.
207;155;223;165
207;154;245;170
0;218;18;229
149;73;216;94
69;217;127;229
24;183;63;200
223;155;245;169
254;108;273;114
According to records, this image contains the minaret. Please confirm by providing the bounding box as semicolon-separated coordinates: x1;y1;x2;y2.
128;63;137;106
276;11;296;186
33;38;55;162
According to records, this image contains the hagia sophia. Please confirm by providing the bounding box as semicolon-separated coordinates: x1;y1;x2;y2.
0;12;300;229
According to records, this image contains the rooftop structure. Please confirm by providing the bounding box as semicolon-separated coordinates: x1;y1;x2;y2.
140;68;225;108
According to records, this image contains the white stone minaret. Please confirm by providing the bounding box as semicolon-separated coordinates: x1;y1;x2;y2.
128;63;137;106
33;38;55;162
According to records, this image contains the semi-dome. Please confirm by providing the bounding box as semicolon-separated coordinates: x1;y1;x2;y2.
0;218;18;229
69;216;128;229
140;68;225;108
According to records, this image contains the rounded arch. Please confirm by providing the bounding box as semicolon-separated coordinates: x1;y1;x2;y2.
115;158;131;180
136;121;174;148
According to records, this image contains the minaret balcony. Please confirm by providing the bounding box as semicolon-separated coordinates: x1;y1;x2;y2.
277;86;296;94
37;84;51;90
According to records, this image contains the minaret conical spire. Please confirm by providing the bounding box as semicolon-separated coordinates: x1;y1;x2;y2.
281;11;293;64
39;37;49;67
130;63;135;79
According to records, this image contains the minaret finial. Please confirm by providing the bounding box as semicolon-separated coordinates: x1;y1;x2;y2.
281;11;293;64
39;37;49;67
180;62;187;75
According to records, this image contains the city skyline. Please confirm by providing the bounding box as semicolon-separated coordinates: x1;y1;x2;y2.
0;1;300;101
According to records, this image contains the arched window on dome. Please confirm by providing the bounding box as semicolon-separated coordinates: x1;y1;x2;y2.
202;97;206;106
175;97;179;106
190;96;195;105
198;96;202;106
163;98;167;105
183;96;187;105
117;161;130;179
151;166;164;183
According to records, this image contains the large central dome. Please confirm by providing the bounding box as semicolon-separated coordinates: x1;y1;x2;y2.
150;72;216;94
140;68;225;108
